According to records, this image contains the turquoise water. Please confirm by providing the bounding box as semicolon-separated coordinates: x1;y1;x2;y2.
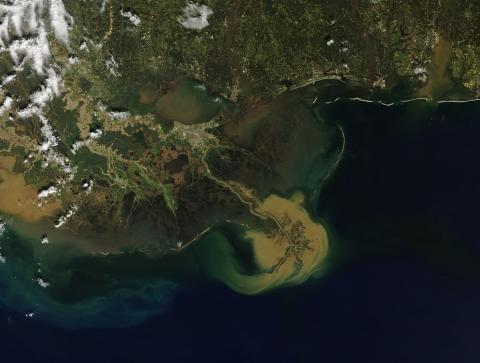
3;86;480;333
2;95;480;361
0;218;328;328
0;226;178;328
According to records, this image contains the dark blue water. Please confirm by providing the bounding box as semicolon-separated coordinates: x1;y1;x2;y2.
1;258;478;362
2;100;480;362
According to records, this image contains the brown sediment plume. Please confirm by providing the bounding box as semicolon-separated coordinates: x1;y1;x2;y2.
0;156;61;222
155;80;198;125
221;100;276;148
420;34;453;99
204;192;329;295
247;193;328;285
155;79;223;125
139;84;159;104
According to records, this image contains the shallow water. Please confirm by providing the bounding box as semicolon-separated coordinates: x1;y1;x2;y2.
0;156;61;221
198;193;328;295
0;82;339;327
1;87;480;358
155;79;233;125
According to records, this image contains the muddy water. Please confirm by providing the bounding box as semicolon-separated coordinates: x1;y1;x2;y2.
420;35;453;99
154;79;231;125
9;216;170;255
0;154;173;255
198;192;329;295
0;80;338;327
0;156;61;221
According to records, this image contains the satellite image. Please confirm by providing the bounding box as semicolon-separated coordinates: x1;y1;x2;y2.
1;0;480;362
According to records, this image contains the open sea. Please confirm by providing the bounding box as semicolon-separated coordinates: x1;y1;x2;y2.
2;98;480;362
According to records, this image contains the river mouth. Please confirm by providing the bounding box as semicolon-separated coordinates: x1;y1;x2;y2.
0;79;341;326
5;81;480;328
419;35;454;99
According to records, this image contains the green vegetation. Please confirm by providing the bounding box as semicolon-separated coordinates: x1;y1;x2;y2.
2;0;480;251
60;0;480;101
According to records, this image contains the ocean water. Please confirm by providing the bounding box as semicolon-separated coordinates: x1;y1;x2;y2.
1;98;480;362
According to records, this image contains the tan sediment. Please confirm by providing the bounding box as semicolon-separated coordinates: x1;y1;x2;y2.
245;193;328;287
420;35;453;99
101;0;114;45
64;93;93;139
0;156;61;222
0;121;37;152
155;81;198;125
139;84;159;104
221;101;274;147
203;188;329;295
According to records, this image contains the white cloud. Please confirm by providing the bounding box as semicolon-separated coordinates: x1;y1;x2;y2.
49;0;71;44
0;1;82;225
31;68;61;108
178;2;213;30
36;277;50;288
0;0;72;74
413;66;428;82
37;113;59;152
2;73;16;86
17;104;41;119
120;9;141;27
71;128;102;154
38;185;58;199
70;139;86;153
105;54;120;77
0;218;5;237
107;110;130;120
79;41;88;51
0;96;13;116
413;66;427;75
54;204;78;228
71;139;86;154
82;180;93;194
89;128;103;139
100;0;108;14
68;55;78;65
7;25;51;75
